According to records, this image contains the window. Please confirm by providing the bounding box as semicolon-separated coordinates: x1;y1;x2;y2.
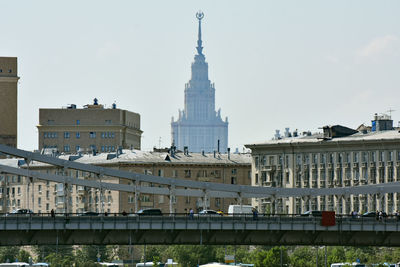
379;151;384;162
184;170;191;178
128;195;135;203
76;120;80;125
46;190;49;198
76;132;80;139
46;203;50;211
111;132;115;138
215;198;221;207
255;173;259;184
389;151;393;161
75;145;80;152
89;132;96;138
231;169;237;175
158;170;164;177
38;197;41;205
172;170;178;178
64;145;70;152
17;187;21;195
255;157;259;168
44;132;47;139
64;132;70;139
38;185;42;193
231;177;237;184
101;132;105;139
105;120;112;124
353;152;359;162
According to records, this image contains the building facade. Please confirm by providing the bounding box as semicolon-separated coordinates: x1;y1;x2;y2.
246;117;400;215
0;57;19;148
0;150;251;214
171;12;228;153
37;99;142;153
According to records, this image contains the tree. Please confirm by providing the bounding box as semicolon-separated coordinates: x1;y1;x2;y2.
166;245;217;266
328;246;346;266
0;246;20;263
290;246;315;267
17;250;31;263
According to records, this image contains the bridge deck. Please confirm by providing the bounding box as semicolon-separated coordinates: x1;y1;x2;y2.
0;214;399;246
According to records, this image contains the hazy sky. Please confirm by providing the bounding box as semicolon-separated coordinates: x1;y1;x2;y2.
2;1;400;151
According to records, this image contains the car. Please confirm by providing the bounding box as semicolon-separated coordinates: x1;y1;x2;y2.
78;211;99;216
6;209;34;216
136;208;162;216
362;211;387;217
196;209;222;216
301;210;323;217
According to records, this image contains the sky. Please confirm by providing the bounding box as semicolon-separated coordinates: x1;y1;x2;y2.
1;1;400;152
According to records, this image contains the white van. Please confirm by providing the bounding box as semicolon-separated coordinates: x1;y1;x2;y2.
228;205;253;215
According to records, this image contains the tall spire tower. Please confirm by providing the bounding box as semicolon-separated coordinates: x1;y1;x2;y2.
171;12;228;153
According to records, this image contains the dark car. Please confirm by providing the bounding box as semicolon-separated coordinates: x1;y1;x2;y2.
362;211;387;217
136;208;162;216
301;210;323;217
78;211;99;216
6;209;34;216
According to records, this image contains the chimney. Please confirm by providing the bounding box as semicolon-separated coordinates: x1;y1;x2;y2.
227;147;231;160
202;150;205;156
184;146;188;156
217;139;220;153
213;150;216;158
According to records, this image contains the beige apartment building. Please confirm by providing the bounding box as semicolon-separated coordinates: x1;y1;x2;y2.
37;99;142;153
0;150;251;214
0;57;18;148
246;115;400;216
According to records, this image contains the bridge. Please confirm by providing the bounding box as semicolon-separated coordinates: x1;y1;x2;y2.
1;214;400;246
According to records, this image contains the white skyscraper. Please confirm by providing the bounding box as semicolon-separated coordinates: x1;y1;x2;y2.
171;12;228;153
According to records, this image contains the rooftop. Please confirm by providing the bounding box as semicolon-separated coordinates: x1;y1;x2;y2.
0;150;251;169
246;129;400;148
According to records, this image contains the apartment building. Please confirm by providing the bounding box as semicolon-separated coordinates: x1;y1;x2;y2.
37;99;142;153
0;150;251;214
246;114;400;215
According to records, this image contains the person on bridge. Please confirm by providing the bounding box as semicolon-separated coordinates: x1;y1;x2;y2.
50;209;55;218
189;208;194;219
252;208;258;220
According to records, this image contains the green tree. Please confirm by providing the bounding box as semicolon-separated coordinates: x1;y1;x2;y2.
17;250;31;263
328;246;346;266
0;246;20;263
33;245;74;262
290;246;314;267
45;253;76;267
78;245;112;263
166;245;217;266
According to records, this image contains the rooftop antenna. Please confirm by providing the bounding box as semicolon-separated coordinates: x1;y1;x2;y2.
158;137;162;149
387;108;395;118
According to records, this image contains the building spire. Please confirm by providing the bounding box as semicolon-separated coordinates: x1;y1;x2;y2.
196;11;204;55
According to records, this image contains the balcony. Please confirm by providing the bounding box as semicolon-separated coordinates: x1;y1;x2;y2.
319;164;325;169
336;163;342;169
312;181;318;188
319;181;325;187
397;161;400;167
344;179;351;186
295;182;301;188
353;179;359;186
387;161;393;167
344;163;350;169
303;180;309;188
353;162;359;168
378;162;385;168
263;165;276;172
369;178;376;184
360;179;367;185
277;164;283;171
327;163;333;169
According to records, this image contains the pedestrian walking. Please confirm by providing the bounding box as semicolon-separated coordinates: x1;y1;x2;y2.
189;208;194;219
50;209;55;218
